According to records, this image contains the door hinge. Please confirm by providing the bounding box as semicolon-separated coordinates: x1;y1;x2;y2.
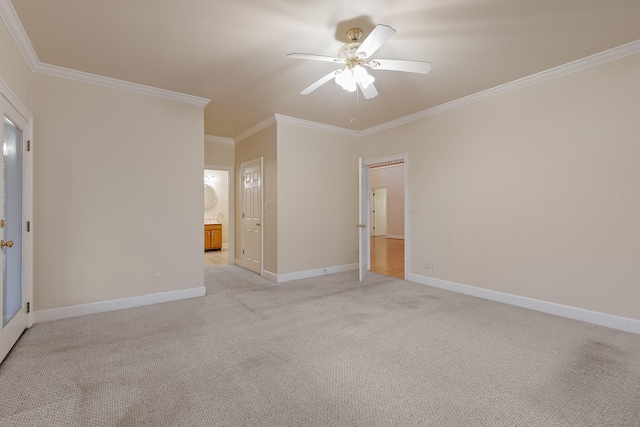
242;213;245;218
26;302;30;313
27;140;31;151
26;221;30;232
242;249;245;255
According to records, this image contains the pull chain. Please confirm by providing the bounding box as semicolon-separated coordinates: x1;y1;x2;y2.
356;87;360;134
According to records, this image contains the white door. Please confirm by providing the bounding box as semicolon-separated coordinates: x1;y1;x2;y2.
241;158;262;274
371;188;388;236
358;158;370;281
0;96;29;363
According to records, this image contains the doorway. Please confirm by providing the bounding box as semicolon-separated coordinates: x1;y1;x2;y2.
0;91;32;364
204;165;234;267
366;157;407;280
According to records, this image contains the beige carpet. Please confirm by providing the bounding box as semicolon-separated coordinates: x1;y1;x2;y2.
1;265;639;426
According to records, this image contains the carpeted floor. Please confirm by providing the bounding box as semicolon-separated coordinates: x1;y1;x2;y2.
1;265;639;426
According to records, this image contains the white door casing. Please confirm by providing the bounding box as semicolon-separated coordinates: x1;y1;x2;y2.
358;158;370;281
0;91;32;364
241;158;263;275
364;154;409;279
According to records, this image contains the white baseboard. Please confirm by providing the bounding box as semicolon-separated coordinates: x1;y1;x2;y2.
263;270;278;282
408;273;640;335
33;287;206;324
276;263;358;283
386;235;405;240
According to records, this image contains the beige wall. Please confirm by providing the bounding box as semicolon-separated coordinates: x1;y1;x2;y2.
358;52;640;321
33;73;205;310
204;139;234;166
0;19;32;111
370;165;405;238
276;122;359;275
234;123;277;273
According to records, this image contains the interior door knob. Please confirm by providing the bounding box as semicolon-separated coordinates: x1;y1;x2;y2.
0;240;13;248
256;223;261;226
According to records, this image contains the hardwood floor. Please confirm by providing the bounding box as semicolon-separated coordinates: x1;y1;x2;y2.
370;236;405;279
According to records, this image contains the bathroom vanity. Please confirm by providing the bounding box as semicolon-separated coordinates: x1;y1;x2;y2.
204;223;222;251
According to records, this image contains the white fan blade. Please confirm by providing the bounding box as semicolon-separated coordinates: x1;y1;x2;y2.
300;70;340;95
287;53;343;63
368;59;432;74
358;82;378;99
356;25;396;58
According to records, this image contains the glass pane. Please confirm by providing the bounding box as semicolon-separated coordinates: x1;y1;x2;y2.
3;116;22;327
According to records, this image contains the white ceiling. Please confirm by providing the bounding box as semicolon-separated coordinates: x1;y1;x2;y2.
10;0;640;138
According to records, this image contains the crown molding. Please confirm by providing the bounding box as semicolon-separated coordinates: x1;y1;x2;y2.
205;134;235;144
274;114;357;137
35;63;210;107
234;116;277;143
358;39;640;137
0;0;38;69
0;0;210;108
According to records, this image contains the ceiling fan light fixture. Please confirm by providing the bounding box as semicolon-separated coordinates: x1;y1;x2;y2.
335;65;374;92
335;68;357;92
353;65;375;89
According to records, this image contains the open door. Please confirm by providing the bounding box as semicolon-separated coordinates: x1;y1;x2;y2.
0;95;30;363
358;158;370;281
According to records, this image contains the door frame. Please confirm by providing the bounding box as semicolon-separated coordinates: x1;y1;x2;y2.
363;153;409;278
204;164;235;264
0;79;33;363
240;157;264;275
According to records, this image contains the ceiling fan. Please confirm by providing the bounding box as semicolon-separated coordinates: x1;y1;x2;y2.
287;24;432;99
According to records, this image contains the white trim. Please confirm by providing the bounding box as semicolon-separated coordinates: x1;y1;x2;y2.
36;63;210;107
0;0;210;108
358;39;640;137
0;77;32;121
275;114;357;137
204;164;235;264
33;287;206;324
408;273;640;335
262;270;278;283
205;135;235;144
365;153;410;279
276;263;358;283
234;116;276;142
0;0;39;70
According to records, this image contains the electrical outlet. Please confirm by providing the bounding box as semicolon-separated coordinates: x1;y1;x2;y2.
424;259;429;269
430;262;435;270
154;273;162;283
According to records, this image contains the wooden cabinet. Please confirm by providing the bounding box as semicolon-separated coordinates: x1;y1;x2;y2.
204;224;222;251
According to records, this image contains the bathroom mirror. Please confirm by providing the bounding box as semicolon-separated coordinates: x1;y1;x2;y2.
204;184;217;210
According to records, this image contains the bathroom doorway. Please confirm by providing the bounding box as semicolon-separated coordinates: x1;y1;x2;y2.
204;165;234;266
